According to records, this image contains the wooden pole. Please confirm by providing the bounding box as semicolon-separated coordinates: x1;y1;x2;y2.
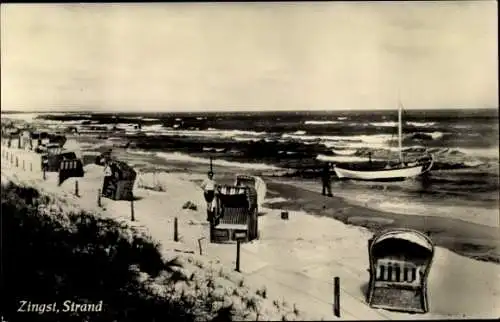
174;217;179;242
198;237;204;255
398;98;403;164
74;180;79;197
333;276;340;318
235;240;241;272
97;189;102;207
130;197;135;221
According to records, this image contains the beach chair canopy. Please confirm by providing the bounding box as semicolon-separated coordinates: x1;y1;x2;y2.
217;186;251;208
370;229;434;260
109;160;137;181
234;174;267;208
235;174;256;186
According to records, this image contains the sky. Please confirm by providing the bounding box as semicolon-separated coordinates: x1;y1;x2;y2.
1;2;498;112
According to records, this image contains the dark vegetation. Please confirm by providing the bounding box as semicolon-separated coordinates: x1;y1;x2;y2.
0;182;238;322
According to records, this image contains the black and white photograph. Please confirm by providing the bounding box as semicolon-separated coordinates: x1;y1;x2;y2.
1;2;498;321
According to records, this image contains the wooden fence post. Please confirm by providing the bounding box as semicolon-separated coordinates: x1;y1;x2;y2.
198;237;205;255
130;197;135;221
174;217;178;242
97;189;102;207
235;239;241;272
333;276;341;318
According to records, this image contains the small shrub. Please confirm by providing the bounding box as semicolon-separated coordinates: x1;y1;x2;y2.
182;201;198;211
256;286;267;299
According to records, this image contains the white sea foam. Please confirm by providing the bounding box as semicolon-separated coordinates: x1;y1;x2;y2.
453;147;499;160
1;113;40;122
407;121;436;127
233;137;260;142
282;133;394;150
128;151;282;171
332;148;357;156
139;128;268;139
370;121;398;127
304;120;341;125
427;131;444;140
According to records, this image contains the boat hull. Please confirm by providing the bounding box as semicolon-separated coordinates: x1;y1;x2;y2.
333;158;433;182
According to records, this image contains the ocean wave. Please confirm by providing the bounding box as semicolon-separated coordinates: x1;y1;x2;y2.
428;131;444;140
463;160;484;167
449;147;499;160
407;131;445;141
332;148;357;156
140;128;267;139
407;121;436;127
282;132;394;150
127;149;281;171
233;137;260;142
370;121;398;127
304;120;341;125
154;151;282;171
1;113;40;122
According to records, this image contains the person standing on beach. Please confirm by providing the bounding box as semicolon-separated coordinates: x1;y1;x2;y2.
201;171;216;221
322;162;333;197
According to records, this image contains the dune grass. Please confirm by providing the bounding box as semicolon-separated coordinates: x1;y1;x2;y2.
0;181;305;321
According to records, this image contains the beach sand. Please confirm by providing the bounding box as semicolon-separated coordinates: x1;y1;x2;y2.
2;142;500;320
103;145;500;263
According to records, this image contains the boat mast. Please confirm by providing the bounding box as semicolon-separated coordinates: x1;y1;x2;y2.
398;96;403;164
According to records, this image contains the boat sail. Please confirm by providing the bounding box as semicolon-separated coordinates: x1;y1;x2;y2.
330;101;434;182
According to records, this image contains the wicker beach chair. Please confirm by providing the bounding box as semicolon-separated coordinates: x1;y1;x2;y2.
366;228;434;313
210;185;259;243
101;161;137;201
58;159;84;185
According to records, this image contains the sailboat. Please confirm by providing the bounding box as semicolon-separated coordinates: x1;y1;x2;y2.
331;101;434;182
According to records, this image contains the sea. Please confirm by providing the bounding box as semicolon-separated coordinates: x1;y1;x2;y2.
2;108;499;225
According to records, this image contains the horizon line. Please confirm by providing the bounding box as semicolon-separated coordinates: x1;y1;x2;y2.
1;107;499;114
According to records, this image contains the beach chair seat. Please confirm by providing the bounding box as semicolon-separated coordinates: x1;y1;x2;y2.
220;207;248;224
58;159;84;185
211;185;259;243
374;259;422;286
367;228;434;314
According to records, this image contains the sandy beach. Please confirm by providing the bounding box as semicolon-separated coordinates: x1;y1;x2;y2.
99;144;500;264
3;139;499;320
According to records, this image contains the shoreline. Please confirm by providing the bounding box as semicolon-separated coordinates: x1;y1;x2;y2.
95;145;500;264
